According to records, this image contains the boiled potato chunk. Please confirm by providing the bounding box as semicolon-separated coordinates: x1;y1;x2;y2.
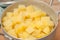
32;29;42;38
37;32;46;38
26;5;35;12
18;5;26;12
22;36;36;40
34;20;44;29
2;16;8;22
15;24;26;34
41;16;54;27
26;26;34;34
41;16;50;21
13;8;19;16
43;27;50;34
31;10;46;18
3;19;13;27
18;32;30;38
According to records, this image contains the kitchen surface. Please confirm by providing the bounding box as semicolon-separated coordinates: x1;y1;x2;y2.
0;0;60;40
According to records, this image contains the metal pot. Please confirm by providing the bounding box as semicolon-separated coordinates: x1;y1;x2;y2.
1;0;58;40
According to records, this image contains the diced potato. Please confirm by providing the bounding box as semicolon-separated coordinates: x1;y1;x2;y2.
2;16;8;22
15;24;26;34
49;21;54;27
26;26;34;34
35;32;46;38
34;20;44;29
41;16;51;22
33;17;41;21
3;19;12;27
2;12;13;21
13;5;26;16
8;29;17;38
30;10;41;18
26;5;35;12
41;16;54;27
17;13;26;22
31;10;46;18
25;19;33;27
18;32;30;38
24;12;31;17
32;29;41;38
13;8;19;16
11;17;18;24
18;5;26;12
11;16;24;24
22;36;36;40
43;27;50;34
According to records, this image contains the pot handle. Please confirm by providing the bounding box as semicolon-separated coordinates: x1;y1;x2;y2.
49;0;60;20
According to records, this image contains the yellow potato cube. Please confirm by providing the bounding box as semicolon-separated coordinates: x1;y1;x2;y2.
41;16;54;27
43;27;50;34
33;17;41;21
15;24;26;34
26;26;34;34
32;29;41;38
25;19;34;27
3;19;13;27
17;13;26;22
11;16;24;24
18;5;26;12
34;20;44;29
24;12;31;17
26;5;35;12
11;17;18;24
49;21;54;30
13;8;19;16
8;29;17;38
22;36;36;40
31;10;46;18
30;10;41;18
41;16;50;21
35;32;46;38
49;21;54;27
2;16;8;22
18;32;30;38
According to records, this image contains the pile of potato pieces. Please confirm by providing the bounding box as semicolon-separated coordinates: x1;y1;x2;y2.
2;5;54;40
